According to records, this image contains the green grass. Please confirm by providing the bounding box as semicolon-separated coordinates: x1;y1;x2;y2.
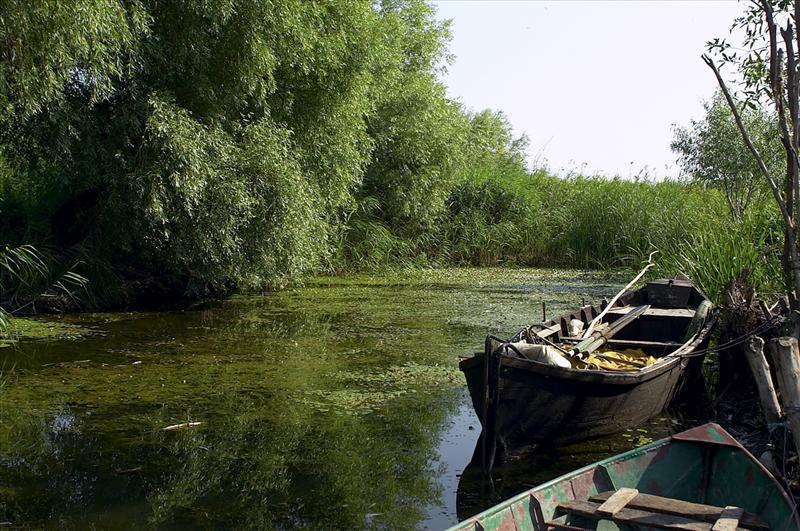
335;167;783;303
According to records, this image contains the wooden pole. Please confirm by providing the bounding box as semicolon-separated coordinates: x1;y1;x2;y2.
744;336;782;424
770;337;800;453
581;251;656;339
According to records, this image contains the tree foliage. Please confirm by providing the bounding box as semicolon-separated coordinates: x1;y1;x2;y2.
0;0;778;310
672;92;780;220
704;0;800;328
1;0;505;304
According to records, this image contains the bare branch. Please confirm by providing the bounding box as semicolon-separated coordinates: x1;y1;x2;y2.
795;0;800;85
762;0;780;97
702;54;793;228
772;47;800;218
782;23;798;130
783;22;800;224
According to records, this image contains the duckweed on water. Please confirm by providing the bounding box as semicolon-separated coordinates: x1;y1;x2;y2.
0;268;622;528
298;363;463;415
0;317;94;348
336;362;462;388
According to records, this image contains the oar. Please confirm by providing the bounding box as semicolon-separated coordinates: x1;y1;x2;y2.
570;304;650;358
581;251;657;339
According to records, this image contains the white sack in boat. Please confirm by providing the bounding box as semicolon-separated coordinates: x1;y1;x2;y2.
509;342;572;368
568;319;584;336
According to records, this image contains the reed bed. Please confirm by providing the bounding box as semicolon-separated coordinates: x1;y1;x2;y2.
345;167;784;303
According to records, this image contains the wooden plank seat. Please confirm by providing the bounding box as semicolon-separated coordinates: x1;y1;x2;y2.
554;489;769;531
558;337;682;349
713;507;746;531
588;491;768;530
606;306;696;319
597;488;640;516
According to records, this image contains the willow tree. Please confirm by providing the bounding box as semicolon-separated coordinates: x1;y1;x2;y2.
0;0;476;302
703;0;800;334
671;92;779;221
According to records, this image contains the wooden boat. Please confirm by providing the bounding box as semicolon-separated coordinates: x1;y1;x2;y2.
449;423;800;530
460;277;718;466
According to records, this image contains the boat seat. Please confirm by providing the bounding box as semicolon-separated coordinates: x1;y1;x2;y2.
558;337;682;349
607;306;696;318
554;488;769;531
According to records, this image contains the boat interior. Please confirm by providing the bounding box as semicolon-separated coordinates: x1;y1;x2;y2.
514;279;711;363
539;486;770;531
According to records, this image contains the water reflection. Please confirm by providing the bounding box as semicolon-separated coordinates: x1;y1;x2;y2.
0;269;621;528
454;407;712;523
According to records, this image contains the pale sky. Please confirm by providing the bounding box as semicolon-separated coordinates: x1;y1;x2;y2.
432;0;745;179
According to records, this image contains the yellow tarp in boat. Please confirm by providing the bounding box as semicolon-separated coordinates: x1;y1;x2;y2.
570;348;658;371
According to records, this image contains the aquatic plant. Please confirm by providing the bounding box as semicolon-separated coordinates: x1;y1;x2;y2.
427;169;779;300
656;207;783;301
0;244;87;338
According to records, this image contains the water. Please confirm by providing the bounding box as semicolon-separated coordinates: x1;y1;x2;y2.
0;268;689;529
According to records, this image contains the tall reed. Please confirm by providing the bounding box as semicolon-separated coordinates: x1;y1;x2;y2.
364;168;783;302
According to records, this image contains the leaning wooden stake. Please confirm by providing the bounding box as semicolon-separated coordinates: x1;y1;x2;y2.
771;337;800;453
744;336;782;424
581;251;657;339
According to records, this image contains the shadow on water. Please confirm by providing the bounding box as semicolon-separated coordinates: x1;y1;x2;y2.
0;268;695;529
453;376;715;523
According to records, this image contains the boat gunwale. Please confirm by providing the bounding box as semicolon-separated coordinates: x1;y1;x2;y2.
446;423;800;531
459;293;717;385
458;314;714;385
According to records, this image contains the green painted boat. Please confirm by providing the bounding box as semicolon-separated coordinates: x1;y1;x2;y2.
448;423;799;530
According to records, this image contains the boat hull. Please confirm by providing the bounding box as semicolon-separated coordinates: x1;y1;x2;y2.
449;423;800;531
462;351;703;454
460;279;717;462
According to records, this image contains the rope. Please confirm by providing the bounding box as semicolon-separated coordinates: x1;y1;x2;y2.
533;333;573;356
677;314;785;358
521;327;574;355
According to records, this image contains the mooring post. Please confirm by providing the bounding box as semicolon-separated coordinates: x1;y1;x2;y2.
770;337;800;454
744;336;782;424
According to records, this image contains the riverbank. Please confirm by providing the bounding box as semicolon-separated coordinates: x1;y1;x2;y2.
1;171;785;316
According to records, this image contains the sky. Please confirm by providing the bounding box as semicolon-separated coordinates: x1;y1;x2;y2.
431;0;746;179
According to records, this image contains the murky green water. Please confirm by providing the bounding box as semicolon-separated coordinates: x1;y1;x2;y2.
0;268;694;529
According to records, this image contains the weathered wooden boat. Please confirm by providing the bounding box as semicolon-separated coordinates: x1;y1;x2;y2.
449;423;800;531
460;277;718;466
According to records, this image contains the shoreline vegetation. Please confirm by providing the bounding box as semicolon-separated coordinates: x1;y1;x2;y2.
0;0;783;320
1;170;783;314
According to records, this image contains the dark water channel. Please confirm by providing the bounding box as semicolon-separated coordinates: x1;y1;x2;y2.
0;269;695;529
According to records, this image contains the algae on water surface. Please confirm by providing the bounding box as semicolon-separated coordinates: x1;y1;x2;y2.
0;268;620;528
0;317;94;348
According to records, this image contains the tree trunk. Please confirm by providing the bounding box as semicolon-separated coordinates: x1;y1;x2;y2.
718;271;760;389
771;337;800;454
